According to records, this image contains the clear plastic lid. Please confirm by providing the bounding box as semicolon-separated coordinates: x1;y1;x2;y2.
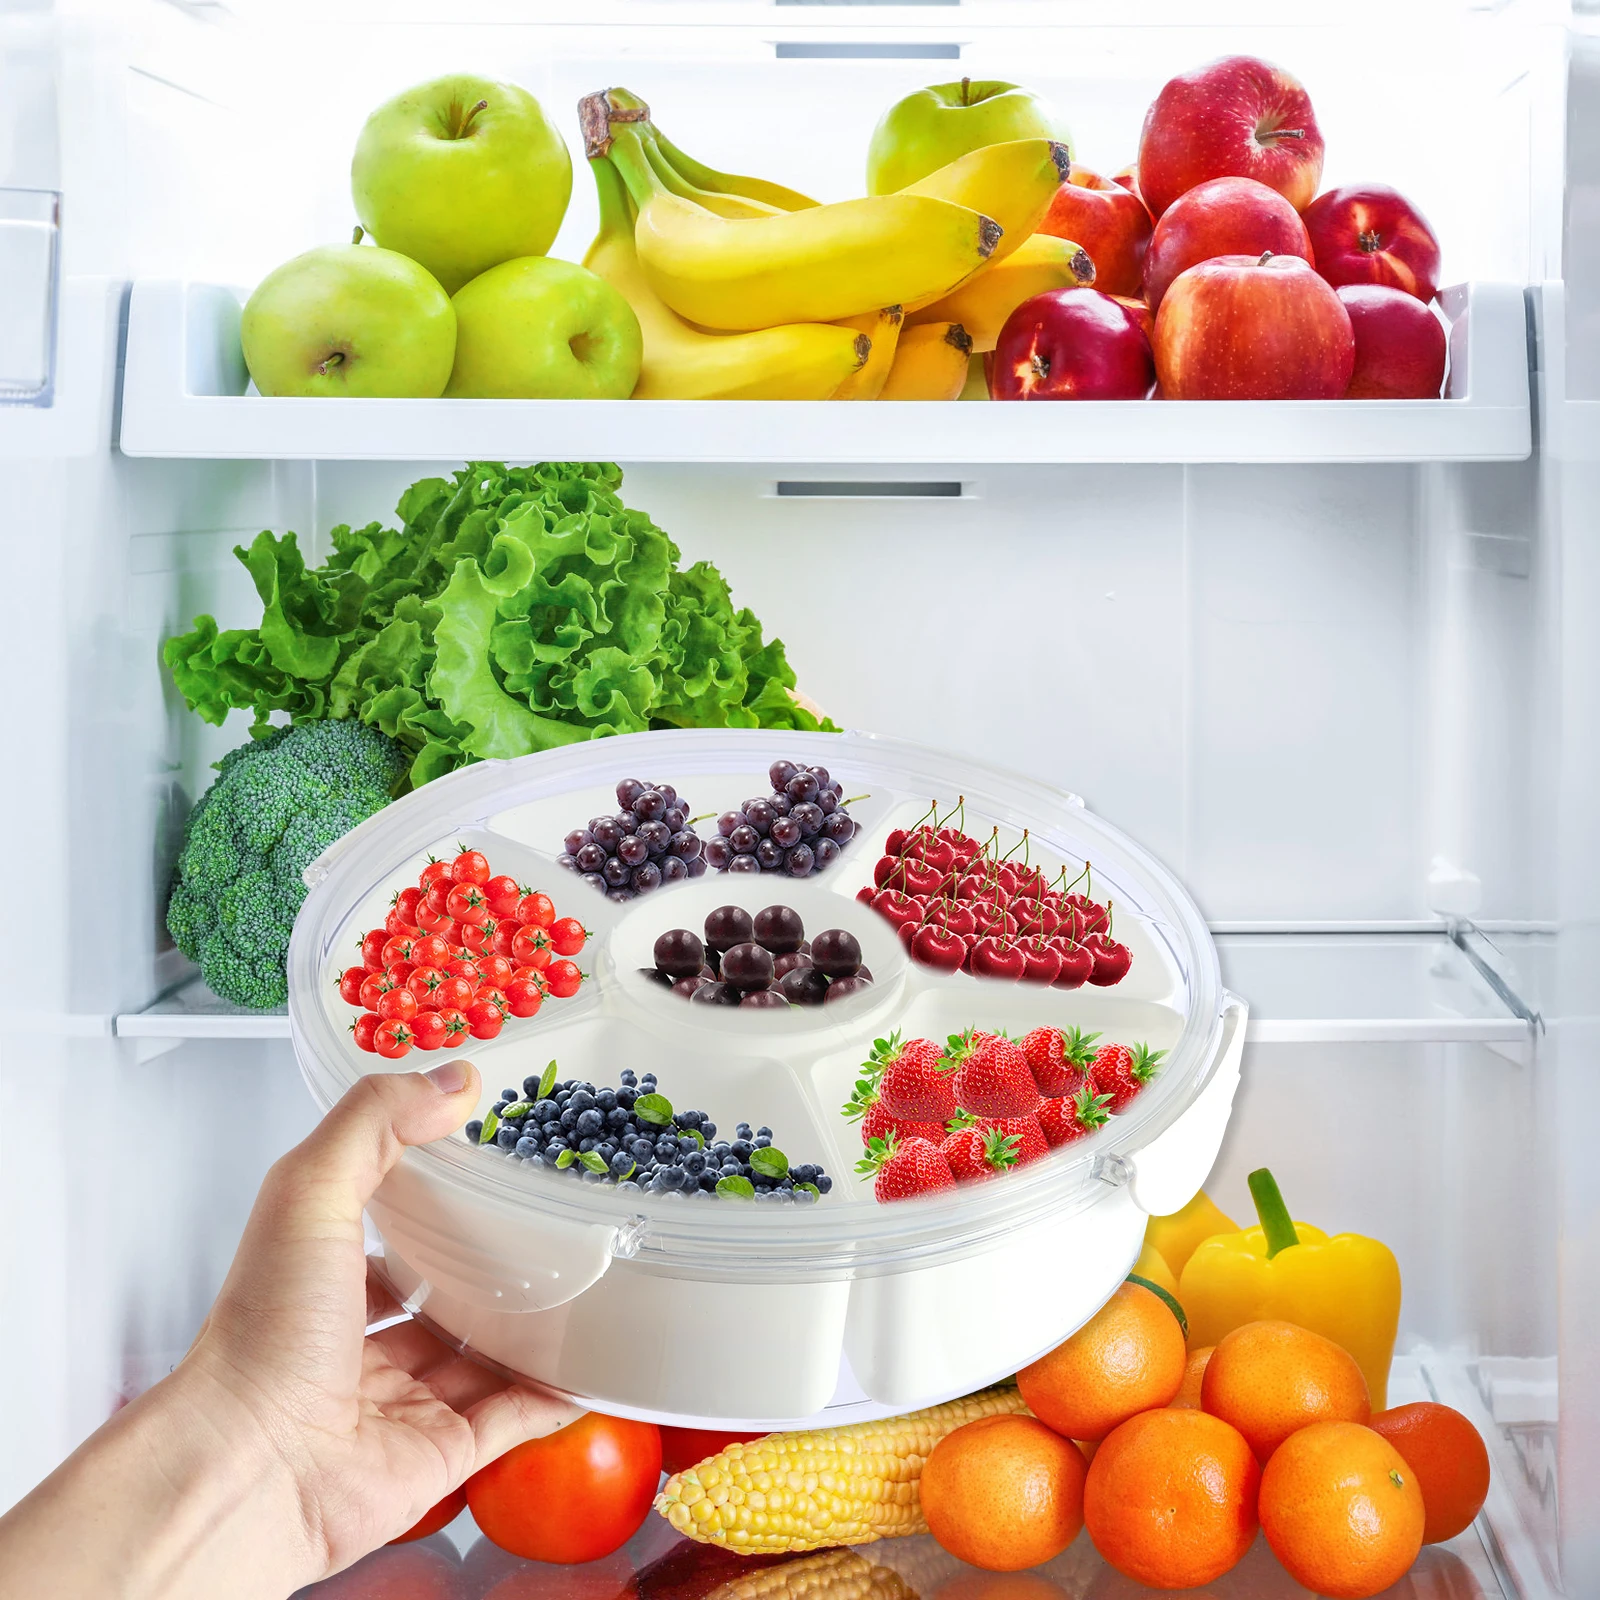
289;729;1223;1280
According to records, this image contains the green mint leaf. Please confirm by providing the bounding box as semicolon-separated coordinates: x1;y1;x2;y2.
634;1093;674;1126
750;1147;788;1180
555;1147;576;1169
580;1150;609;1174
478;1109;499;1145
716;1175;756;1199
538;1060;558;1100
500;1101;531;1120
798;1182;820;1196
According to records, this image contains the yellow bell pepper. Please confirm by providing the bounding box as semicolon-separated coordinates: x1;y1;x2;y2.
1144;1188;1239;1278
1179;1168;1402;1407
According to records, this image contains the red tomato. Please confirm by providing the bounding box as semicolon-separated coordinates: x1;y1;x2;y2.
409;1010;448;1052
359;972;393;1013
384;908;414;937
415;900;454;936
443;952;480;982
550;917;588;957
361;929;389;972
394;885;424;918
659;1426;770;1478
484;874;523;918
516;890;557;928
446;883;491;926
377;987;418;1023
374;1020;414;1059
338;966;368;1006
435;974;475;1011
382;933;419;968
436;1008;470;1046
475;954;514;990
466;1412;662;1564
412;933;451;969
477;986;509;1017
511;925;554;970
408;967;447;1005
386;960;417;988
313;1542;462;1599
545;960;584;999
465;999;504;1040
503;977;545;1019
351;1014;380;1053
419;859;453;893
451;849;491;886
459;917;495;955
491;921;520;959
511;965;549;992
388;1485;467;1546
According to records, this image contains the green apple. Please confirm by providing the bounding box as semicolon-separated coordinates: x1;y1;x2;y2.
445;257;642;399
240;243;456;397
866;79;1071;195
351;74;572;295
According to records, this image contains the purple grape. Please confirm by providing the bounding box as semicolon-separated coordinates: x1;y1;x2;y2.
565;828;593;856
705;836;732;870
741;989;790;1009
603;856;630;887
756;837;784;870
786;771;820;805
718;811;743;838
607;888;632;903
591;816;623;850
769;793;793;817
721;942;776;991
769;759;799;790
669;830;702;859
632;861;662;892
753;905;806;954
582;872;606;893
816;789;838;815
705;905;754;951
792;802;824;838
785;844;815;877
635;789;667;822
809;766;830;790
729;853;762;874
663;806;686;832
657;784;678;807
823;974;873;1004
686;857;708;878
672;974;710;999
811;928;862;979
729;824;760;855
558;853;578;872
660;855;688;883
638;819;672;855
774;950;813;978
744;799;775;833
576;841;607;873
776;965;828;1006
690;981;740;1006
618;834;649;867
771;815;802;849
654;928;705;978
616;778;645;809
813;837;840;869
824;810;855;842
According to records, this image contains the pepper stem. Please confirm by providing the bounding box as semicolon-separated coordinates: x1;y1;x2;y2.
1249;1167;1300;1259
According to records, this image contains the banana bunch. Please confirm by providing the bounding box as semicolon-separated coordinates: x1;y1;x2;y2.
579;88;1090;400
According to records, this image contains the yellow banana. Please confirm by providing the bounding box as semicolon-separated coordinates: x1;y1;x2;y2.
903;139;1070;268
959;353;991;400
832;306;903;399
649;127;819;211
640;127;785;220
582;154;868;400
907;232;1096;352
584;94;1001;332
878;323;973;401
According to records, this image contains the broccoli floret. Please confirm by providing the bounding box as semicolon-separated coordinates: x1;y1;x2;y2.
165;720;406;1008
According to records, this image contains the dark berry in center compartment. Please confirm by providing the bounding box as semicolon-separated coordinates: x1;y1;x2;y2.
704;905;755;952
752;904;805;954
690;980;741;1006
773;950;813;978
741;988;790;1009
720;941;776;991
775;965;829;1007
810;927;863;979
653;927;705;979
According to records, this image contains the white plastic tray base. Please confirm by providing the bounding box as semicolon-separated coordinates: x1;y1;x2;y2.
118;279;1531;465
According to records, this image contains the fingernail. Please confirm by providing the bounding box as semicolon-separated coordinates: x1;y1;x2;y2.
425;1060;470;1094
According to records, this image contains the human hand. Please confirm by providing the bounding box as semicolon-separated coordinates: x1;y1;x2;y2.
0;1058;581;1600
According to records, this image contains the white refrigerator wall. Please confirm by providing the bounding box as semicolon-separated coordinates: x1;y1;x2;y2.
1;0;1591;1592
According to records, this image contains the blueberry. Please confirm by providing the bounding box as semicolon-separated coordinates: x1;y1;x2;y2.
701;1122;717;1140
570;1090;595;1112
684;1151;707;1175
560;1107;579;1131
515;1137;539;1158
711;1141;731;1158
737;1123;753;1138
816;1174;833;1194
753;1180;773;1193
676;1109;702;1128
604;1107;630;1132
731;1139;753;1161
754;1135;772;1148
655;1136;680;1158
554;1089;571;1106
617;1088;637;1110
495;1124;519;1149
794;1188;817;1205
575;1109;603;1137
631;1136;656;1160
610;1150;635;1178
721;1160;743;1177
596;1140;617;1160
756;1126;773;1139
699;1171;720;1192
620;1069;637;1086
596;1089;618;1112
640;1074;658;1089
656;1166;684;1191
464;1121;483;1143
522;1076;543;1098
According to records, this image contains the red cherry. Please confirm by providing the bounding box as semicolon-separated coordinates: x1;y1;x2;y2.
871;889;927;932
1086;936;1133;986
969;935;1028;982
1019;938;1063;985
910;923;967;972
1052;941;1096;989
939;901;979;938
883;828;909;856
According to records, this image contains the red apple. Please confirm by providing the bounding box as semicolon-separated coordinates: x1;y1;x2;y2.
1112;162;1143;204
1154;251;1353;399
989;288;1155;400
1037;165;1153;298
1138;55;1325;218
1337;284;1446;398
1142;175;1312;311
1110;294;1154;344
1304;183;1442;303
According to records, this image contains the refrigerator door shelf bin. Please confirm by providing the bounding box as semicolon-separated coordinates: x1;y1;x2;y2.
117;278;1532;466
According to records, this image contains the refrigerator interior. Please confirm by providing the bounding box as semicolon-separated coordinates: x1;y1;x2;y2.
2;1;1595;1595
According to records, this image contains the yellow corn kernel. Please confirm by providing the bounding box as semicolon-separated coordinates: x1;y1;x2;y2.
653;1385;1030;1553
704;1547;918;1600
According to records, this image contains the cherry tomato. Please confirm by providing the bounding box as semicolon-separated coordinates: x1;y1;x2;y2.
443;951;480;982
351;1014;380;1053
376;986;418;1023
338;966;368;1006
411;934;451;969
446;883;491;926
361;929;389;972
393;885;423;920
511;925;554;970
465;1412;662;1564
451;849;491;886
511;965;549;994
659;1426;769;1478
424;883;451;916
408;967;447;1005
484;874;523;918
384;907;417;938
545;960;583;999
409;1010;447;1052
491;921;520;959
503;977;545;1019
359;972;394;1013
516;891;556;928
374;1019;414;1059
550;917;588;957
386;960;417;988
459;918;497;956
435;974;475;1011
415;899;454;936
475;954;513;990
478;985;509;1013
436;1008;470;1046
419;859;453;893
382;933;419;968
388;1485;467;1545
465;999;504;1040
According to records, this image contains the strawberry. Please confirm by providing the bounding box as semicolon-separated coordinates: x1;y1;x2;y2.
1037;1086;1114;1147
1019;1025;1099;1098
981;1114;1049;1166
943;1028;1042;1119
863;1102;947;1147
941;1122;1022;1182
857;1134;956;1203
871;1032;957;1124
1088;1041;1166;1111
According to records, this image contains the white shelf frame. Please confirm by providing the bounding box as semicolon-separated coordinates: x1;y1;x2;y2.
116;279;1532;466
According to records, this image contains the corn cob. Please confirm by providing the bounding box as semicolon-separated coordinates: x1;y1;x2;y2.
655;1385;1031;1553
699;1548;918;1600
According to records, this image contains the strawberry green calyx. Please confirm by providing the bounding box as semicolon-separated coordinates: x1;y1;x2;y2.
840;1074;880;1123
1074;1086;1113;1130
855;1133;899;1177
981;1126;1023;1171
1061;1026;1102;1067
1129;1042;1166;1084
940;1026;980;1072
